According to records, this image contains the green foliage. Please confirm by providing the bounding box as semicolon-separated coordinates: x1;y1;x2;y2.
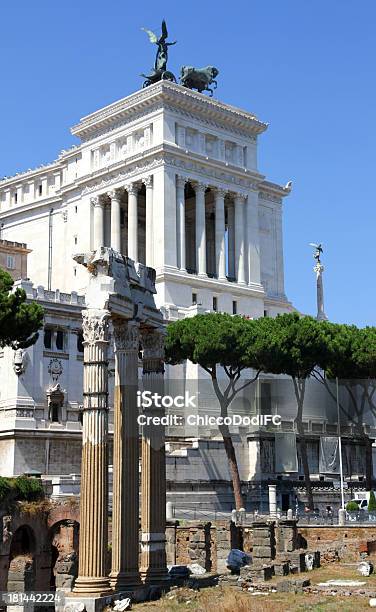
368;490;376;512
0;475;44;505
0;268;44;349
346;500;360;512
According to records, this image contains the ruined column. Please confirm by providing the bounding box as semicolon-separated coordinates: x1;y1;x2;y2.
73;310;112;596
140;329;168;584
110;319;141;589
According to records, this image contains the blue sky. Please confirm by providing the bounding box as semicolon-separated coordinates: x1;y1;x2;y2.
0;1;375;326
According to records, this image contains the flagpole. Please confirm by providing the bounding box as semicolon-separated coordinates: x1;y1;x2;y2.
336;376;345;509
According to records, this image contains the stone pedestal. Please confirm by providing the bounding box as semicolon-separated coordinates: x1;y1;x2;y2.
251;521;275;563
277;518;298;554
72;310;112;596
140;330;168;584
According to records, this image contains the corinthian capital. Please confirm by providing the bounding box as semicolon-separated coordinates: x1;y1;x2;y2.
176;175;187;190
215;187;227;199
141;329;165;374
113;320;139;352
142;175;153;188
107;188;121;201
125;182;139;196
194;182;207;194
82;310;110;344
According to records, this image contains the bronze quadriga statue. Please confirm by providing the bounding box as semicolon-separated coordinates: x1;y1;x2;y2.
180;65;219;96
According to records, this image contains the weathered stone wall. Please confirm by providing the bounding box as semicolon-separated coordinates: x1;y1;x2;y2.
298;525;376;563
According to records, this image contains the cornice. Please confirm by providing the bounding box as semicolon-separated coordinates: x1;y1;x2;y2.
0;160;63;188
155;268;266;298
71;81;268;141
0;195;63;221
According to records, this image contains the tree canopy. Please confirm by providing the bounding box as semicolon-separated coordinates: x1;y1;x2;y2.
0;268;44;349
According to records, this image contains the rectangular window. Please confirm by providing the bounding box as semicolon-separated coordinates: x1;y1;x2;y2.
38;184;42;196
192;293;197;306
14;192;17;204
75;206;78;213
77;332;84;353
6;255;15;270
44;329;52;349
264;309;269;317
56;330;65;351
74;236;78;245
260;381;272;416
232;300;237;315
213;296;218;311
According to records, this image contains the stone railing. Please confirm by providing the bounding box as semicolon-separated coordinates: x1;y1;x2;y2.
13;280;85;306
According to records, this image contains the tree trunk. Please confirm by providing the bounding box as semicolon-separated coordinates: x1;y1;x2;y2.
293;378;314;511
297;424;314;511
219;424;244;510
365;435;373;491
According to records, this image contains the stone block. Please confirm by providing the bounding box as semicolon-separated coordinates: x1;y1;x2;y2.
274;562;290;576
252;528;270;538
314;551;320;568
253;546;272;558
253;537;271;547
290;552;306;572
276;578;310;593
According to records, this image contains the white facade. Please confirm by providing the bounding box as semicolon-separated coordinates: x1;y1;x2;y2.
0;81;292;320
0;81;296;483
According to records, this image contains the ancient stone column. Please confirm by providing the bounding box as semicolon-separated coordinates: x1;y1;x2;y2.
110;319;141;589
140;329;168;584
194;182;207;276
127;183;138;262
214;188;226;280
73;309;112;596
109;189;121;253
234;193;246;285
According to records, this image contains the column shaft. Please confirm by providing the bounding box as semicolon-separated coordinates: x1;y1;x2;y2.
227;203;235;279
109;191;121;252
92;197;105;249
234;194;246;284
140;331;168;584
215;189;226;280
176;177;186;271
110;321;141;589
73;310;111;596
195;184;207;276
144;176;154;267
247;191;261;286
127;184;138;261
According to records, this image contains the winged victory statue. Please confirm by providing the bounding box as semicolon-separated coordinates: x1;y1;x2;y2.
141;19;177;87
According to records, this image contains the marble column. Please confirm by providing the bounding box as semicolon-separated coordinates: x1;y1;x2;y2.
140;330;168;584
92;196;105;249
109;189;121;253
234;193;246;285
227;202;235;279
194;182;207;276
176;176;186;271
143;175;153;268
127;183;138;262
214;188;226;280
73;310;112;596
109;320;141;589
246;190;261;286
